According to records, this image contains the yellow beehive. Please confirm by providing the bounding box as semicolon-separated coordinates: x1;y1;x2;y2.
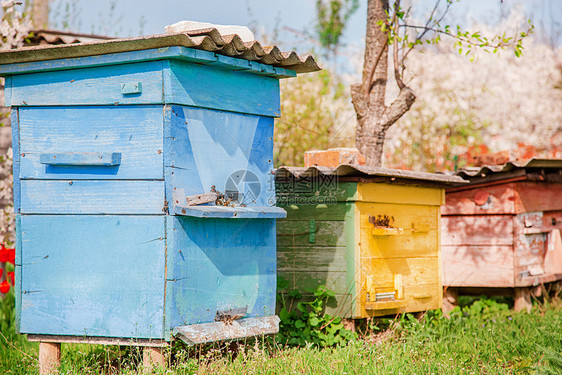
276;150;463;318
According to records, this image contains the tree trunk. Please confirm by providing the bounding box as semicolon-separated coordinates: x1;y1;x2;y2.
351;0;416;167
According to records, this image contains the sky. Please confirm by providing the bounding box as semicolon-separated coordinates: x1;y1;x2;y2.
44;0;561;50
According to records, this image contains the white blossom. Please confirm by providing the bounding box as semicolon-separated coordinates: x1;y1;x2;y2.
1;0;32;50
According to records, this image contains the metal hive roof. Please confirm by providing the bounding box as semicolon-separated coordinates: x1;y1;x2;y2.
451;158;562;186
0;28;321;74
456;159;562;179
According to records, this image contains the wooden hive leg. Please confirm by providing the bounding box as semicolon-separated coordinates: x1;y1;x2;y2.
514;287;532;313
343;319;356;332
39;342;61;375
442;287;458;316
552;280;562;297
143;347;166;370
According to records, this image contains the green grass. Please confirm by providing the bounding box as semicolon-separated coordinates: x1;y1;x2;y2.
1;293;561;374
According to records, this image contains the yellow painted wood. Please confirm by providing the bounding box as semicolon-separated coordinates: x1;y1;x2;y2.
365;300;406;310
436;208;443;308
278;181;445;319
361;231;439;259
353;203;362;318
354;183;444;317
357;202;438;230
360;257;440;290
371;227;405;235
358;202;440;259
362;284;442;317
394;274;404;300
357;182;444;206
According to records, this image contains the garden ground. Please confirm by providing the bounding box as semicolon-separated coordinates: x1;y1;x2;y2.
1;289;561;374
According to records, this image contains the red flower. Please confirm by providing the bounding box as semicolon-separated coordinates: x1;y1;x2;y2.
7;271;14;285
0;246;8;263
0;268;3;279
0;280;9;293
0;246;15;264
6;248;15;264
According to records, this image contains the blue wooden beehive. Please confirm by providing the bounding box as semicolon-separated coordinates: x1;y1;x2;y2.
0;30;319;345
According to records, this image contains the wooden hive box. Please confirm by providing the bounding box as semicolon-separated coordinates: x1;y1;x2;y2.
275;150;463;318
441;159;562;311
0;31;320;347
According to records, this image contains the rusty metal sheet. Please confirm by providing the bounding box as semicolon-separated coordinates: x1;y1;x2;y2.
276;164;465;186
172;316;280;346
456;159;562;181
0;29;320;74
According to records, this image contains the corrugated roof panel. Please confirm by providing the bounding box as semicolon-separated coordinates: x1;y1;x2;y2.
27;29;114;46
276;164;465;186
0;29;320;74
456;159;562;179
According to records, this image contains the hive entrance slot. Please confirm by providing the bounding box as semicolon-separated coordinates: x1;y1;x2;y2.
215;306;248;322
375;292;396;302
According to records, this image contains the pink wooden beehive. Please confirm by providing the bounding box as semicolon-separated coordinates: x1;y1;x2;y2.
441;159;562;311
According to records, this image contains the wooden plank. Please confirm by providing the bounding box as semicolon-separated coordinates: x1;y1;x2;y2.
513;212;547;281
437;208;443;310
15;215;21;333
277;246;349;273
20;180;165;214
515;182;562;213
186;192;217;206
39;152;121;166
174;205;286;218
165;105;275;211
357;182;443;206
277;220;347;247
19;215;166;338
4;76;11;106
360;257;440;291
357;202;439;231
18;105;164;180
12;109;20;213
276;208;359;316
347;202;361;317
173;316;280;346
275;180;357;203
163;215;172;341
166;216;277;329
441;245;515;287
165;60;280;117
510;212;562;282
11;61;164;106
442;183;516;215
515;273;562;287
545;229;562;275
280;293;357;319
360;229;439;258
0;47;210;75
278;270;351;296
441;215;514;246
281;202;350;221
0;47;294;79
358;199;440;261
365;300;406;311
28;335;168;347
360;284;442;317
